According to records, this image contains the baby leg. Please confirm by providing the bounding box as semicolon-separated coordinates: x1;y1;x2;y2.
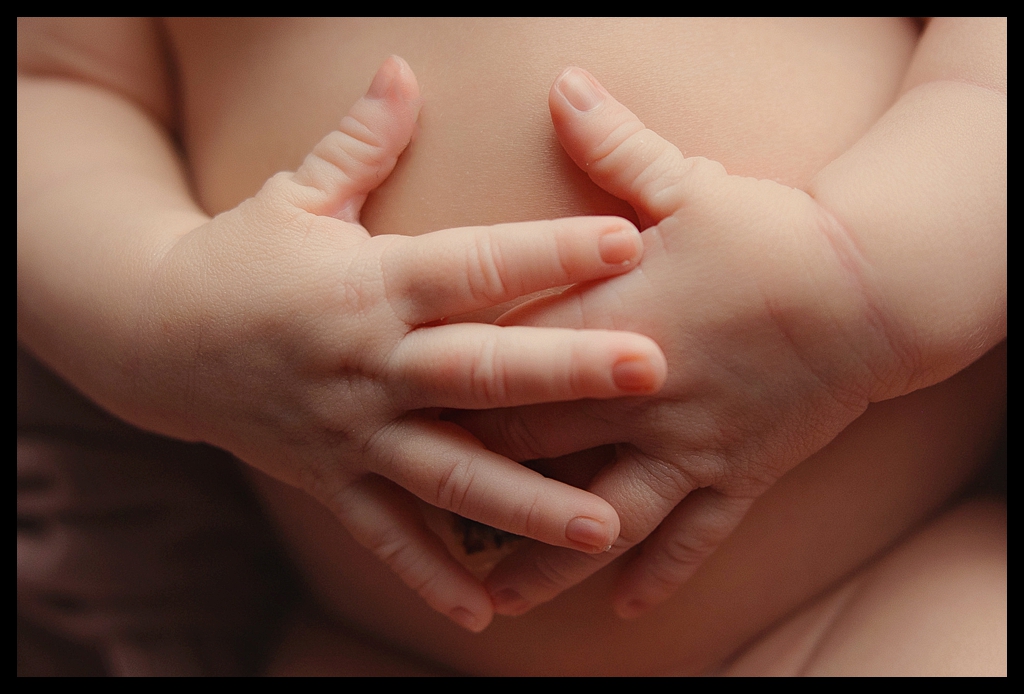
720;495;1006;676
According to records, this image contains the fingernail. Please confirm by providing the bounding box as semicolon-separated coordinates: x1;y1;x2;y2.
491;587;530;615
449;606;484;633
367;57;399;99
565;516;614;552
599;228;641;265
613;357;658;393
557;68;605;112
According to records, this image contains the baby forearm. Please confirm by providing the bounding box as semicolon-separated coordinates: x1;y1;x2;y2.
808;18;1006;393
17;74;210;435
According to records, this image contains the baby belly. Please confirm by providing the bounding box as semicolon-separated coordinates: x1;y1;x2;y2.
168;18;918;219
165;18;1004;675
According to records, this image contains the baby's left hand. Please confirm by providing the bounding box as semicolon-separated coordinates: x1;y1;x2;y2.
460;68;912;618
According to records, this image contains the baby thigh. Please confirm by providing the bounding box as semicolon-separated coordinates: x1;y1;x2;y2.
720;496;1006;676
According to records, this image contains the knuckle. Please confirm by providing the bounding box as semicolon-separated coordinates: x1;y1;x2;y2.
591;119;646;167
660;529;717;570
369;529;432;591
465;231;511;304
645;161;689;212
643;560;688;596
320;119;388;172
337;113;386;152
288;118;396;214
377;236;421;324
511;494;545;540
660;155;726;206
633;145;683;197
468;334;507;404
434;457;477;516
551;225;577;279
588;124;650;183
564;342;585;397
306;147;363;189
636;454;699;505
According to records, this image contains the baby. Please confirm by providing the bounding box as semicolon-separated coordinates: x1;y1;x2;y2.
18;18;1005;675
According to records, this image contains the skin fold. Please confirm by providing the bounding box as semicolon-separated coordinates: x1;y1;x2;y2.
18;19;1005;674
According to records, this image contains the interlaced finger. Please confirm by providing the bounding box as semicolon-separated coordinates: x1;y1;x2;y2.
612;489;755;618
371;418;621;555
485;445;701;616
330;475;495;633
381;217;642;325
391;323;665;410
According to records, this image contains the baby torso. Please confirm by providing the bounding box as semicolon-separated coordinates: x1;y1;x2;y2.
162;18;1004;675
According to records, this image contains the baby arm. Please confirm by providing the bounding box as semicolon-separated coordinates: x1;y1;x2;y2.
18;20;668;631
463;17;1006;618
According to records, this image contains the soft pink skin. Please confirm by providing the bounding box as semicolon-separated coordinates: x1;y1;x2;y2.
19;54;671;633
456;67;885;619
461;45;1005;620
19;17;1003;659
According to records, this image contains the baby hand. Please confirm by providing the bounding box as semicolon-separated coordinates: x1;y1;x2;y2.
462;68;904;619
138;58;666;631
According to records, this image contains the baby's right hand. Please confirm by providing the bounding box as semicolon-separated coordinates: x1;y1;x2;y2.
132;57;664;631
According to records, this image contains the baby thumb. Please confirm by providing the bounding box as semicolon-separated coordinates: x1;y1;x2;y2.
287;55;422;222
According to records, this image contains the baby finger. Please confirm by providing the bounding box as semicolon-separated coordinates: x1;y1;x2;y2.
381;217;642;326
286;55;422;221
612;489;755;619
371;418;621;555
391;323;666;410
330;475;495;633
